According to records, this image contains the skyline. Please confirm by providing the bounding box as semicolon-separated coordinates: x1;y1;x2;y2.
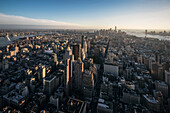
0;0;170;29
0;1;170;112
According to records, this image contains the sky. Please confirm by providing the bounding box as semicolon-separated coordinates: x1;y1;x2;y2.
0;0;170;29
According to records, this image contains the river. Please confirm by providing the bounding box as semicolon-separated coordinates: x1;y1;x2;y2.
0;34;44;47
124;30;170;41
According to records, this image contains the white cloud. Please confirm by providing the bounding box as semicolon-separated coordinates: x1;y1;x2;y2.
0;13;80;26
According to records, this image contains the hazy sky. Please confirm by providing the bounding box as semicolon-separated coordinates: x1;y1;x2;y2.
0;0;170;29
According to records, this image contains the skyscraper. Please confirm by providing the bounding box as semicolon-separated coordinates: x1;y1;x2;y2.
83;40;87;54
65;58;73;97
72;44;81;60
82;70;94;97
165;69;170;95
115;26;117;32
87;39;91;54
72;58;84;91
81;35;84;48
64;45;74;97
64;46;72;60
43;75;57;96
145;29;147;38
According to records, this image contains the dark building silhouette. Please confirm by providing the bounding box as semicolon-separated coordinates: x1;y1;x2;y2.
72;44;81;60
81;35;84;48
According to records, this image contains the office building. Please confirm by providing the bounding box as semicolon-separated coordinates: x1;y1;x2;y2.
64;46;73;60
65;58;72;96
43;75;57;96
72;44;81;60
72;59;84;91
81;35;84;48
104;63;119;76
82;70;94;98
155;81;168;98
165;69;170;96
